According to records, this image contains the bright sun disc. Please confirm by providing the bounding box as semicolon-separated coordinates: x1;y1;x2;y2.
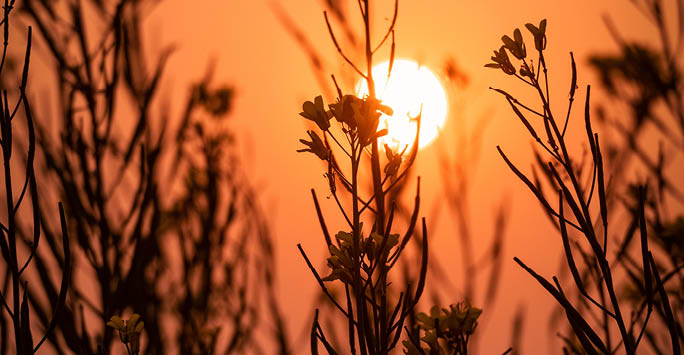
357;59;448;150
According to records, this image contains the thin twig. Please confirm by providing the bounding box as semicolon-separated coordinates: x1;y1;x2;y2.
324;11;367;79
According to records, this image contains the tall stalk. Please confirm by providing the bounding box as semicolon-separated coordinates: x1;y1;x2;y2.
296;1;431;354
488;19;681;354
0;1;70;354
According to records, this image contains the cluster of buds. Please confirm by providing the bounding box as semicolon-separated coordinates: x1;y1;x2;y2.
107;314;144;354
485;19;547;77
297;94;395;151
297;93;405;181
322;225;400;285
403;302;483;354
329;95;393;147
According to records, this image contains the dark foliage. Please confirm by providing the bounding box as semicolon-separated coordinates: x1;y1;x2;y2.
585;1;684;352
0;0;290;354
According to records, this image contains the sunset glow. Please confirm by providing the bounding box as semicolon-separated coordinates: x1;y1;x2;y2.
357;59;448;151
4;0;680;354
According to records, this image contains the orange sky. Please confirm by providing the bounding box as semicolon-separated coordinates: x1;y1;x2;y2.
143;1;681;353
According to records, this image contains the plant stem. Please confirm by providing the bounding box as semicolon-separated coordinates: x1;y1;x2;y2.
363;0;386;239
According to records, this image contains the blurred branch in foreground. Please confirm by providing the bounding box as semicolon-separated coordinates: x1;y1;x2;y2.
587;0;684;352
0;0;291;353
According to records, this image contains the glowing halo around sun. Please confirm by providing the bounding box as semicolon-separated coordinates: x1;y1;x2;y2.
356;59;448;151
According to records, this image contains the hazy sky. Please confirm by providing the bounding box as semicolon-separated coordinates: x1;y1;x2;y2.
144;1;675;353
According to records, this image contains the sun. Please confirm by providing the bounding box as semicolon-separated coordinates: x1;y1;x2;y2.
357;59;448;151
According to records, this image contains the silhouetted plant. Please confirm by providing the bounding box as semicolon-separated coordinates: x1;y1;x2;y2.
487;19;682;354
294;1;433;354
0;1;71;354
293;1;482;354
0;0;290;354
